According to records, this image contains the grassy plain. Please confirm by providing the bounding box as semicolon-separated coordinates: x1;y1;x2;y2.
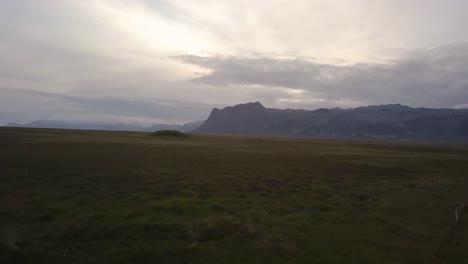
0;127;467;263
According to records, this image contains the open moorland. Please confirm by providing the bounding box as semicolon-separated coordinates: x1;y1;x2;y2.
0;127;467;264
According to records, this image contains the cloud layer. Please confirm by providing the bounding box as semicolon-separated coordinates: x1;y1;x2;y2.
178;43;468;108
0;88;215;125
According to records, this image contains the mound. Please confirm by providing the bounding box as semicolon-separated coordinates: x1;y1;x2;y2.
150;130;190;138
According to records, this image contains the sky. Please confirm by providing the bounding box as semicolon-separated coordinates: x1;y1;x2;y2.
1;0;468;125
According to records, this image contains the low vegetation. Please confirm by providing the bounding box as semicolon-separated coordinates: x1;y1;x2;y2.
150;130;190;138
0;127;467;263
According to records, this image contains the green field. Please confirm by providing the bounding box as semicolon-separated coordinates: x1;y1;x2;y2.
0;127;467;264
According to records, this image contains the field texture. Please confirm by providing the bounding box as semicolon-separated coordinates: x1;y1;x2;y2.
0;127;467;263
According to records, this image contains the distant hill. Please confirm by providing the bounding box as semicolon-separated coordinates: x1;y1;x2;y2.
7;120;204;132
192;102;468;141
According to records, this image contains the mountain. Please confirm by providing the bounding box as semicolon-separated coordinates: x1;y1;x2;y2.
192;102;468;141
7;120;204;132
6;120;145;131
180;121;205;132
196;102;270;135
146;121;205;132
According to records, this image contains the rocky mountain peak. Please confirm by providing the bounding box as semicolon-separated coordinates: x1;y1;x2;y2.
192;102;270;135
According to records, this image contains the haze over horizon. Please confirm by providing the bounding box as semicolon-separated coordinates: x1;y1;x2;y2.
2;0;468;125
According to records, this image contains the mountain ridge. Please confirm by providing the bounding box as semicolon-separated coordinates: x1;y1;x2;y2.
192;102;468;141
6;120;204;132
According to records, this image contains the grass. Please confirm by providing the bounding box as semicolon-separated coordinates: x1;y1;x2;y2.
0;127;467;264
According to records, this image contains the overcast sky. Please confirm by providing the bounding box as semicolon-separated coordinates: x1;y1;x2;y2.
1;0;468;125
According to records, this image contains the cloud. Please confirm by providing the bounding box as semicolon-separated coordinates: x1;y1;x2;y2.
177;43;468;108
453;104;468;109
0;88;215;125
